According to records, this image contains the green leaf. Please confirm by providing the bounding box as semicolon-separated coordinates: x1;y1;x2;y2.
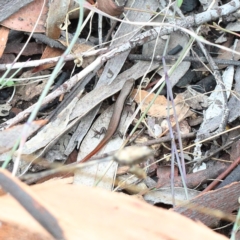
1;80;15;87
5;80;14;87
177;0;183;8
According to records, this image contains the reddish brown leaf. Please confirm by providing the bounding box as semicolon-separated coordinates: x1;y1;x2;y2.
0;26;9;58
96;0;124;16
32;46;64;73
1;0;48;33
0;178;228;239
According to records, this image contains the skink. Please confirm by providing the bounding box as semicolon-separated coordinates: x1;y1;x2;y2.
80;78;134;163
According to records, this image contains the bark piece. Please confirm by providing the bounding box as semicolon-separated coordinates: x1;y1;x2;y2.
175;182;240;227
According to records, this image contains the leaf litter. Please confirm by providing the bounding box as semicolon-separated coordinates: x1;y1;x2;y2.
0;0;240;239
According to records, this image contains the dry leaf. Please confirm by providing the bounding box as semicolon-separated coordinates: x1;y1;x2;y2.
0;178;228;239
20;96;78;155
75;104;134;189
1;0;48;33
182;88;208;110
58;40;96;68
216;40;240;68
0;26;9;58
32;46;64;73
11;71;48;105
96;0;124;16
132;89;191;119
46;0;70;39
0;120;47;154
